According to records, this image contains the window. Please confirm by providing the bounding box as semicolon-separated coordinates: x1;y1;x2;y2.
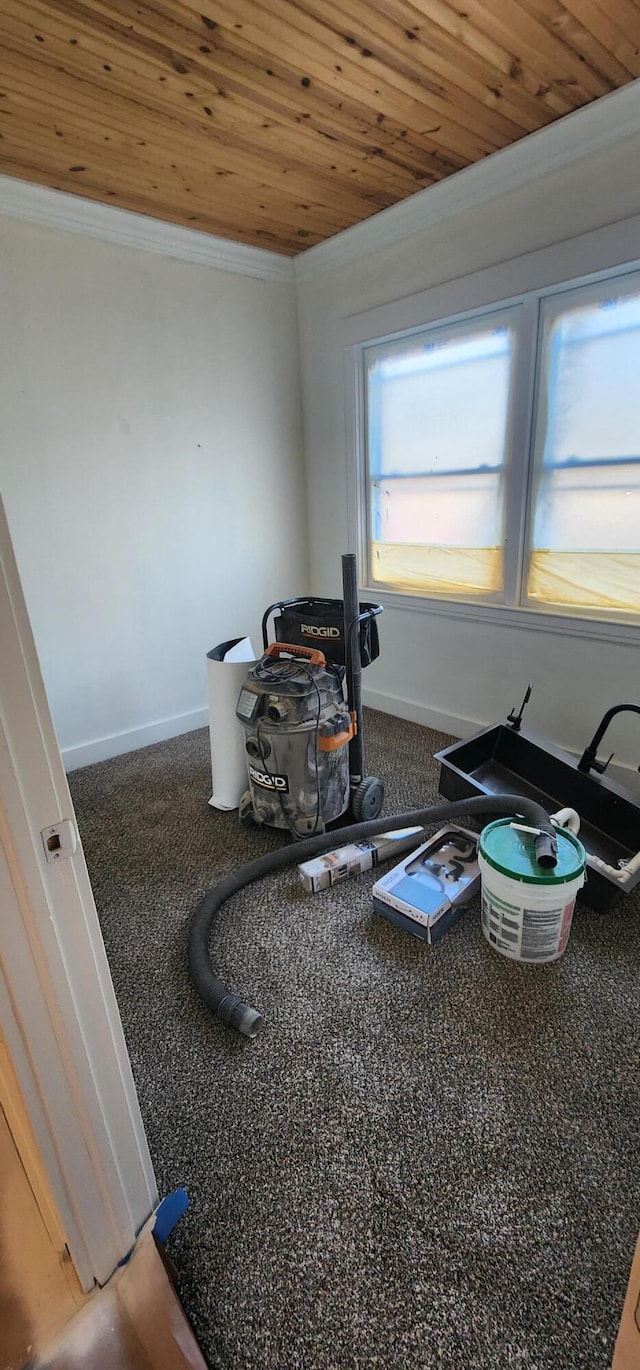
527;279;640;615
360;267;640;623
366;310;517;599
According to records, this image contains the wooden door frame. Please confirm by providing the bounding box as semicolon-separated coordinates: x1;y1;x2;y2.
0;495;157;1290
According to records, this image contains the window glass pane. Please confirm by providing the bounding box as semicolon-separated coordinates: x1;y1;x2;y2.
527;279;640;614
366;317;515;597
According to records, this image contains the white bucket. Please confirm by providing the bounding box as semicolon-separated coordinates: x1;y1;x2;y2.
478;819;586;964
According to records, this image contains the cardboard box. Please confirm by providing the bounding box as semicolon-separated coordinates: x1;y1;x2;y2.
372;826;480;943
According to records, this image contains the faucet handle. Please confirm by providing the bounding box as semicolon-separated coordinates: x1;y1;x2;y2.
592;751;614;775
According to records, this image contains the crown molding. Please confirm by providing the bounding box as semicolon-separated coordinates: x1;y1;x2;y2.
2;79;639;283
0;175;295;282
295;80;640;282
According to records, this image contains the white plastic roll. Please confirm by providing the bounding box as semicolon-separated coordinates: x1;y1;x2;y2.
206;637;255;811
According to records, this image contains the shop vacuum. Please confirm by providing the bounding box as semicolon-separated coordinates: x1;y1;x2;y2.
188;557;560;1039
235;554;385;836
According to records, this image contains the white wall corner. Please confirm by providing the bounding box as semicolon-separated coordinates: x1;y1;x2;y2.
295;80;640;280
0;174;295;282
62;707;209;772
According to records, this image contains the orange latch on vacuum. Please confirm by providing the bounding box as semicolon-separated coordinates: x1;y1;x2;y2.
318;711;358;752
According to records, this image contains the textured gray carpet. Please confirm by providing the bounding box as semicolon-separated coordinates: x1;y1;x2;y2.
69;710;640;1370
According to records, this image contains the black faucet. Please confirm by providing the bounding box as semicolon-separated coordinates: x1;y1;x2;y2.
507;683;532;732
577;703;640;775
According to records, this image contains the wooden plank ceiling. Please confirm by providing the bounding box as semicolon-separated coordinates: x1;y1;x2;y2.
0;0;638;255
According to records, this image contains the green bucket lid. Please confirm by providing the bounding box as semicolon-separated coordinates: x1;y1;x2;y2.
479;818;586;885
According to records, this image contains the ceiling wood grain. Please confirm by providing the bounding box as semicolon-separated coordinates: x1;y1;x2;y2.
0;0;637;254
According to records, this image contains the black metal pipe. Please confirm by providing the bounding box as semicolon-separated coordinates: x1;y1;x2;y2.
342;552;364;784
188;793;558;1038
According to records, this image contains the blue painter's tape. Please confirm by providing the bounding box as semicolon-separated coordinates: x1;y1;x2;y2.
154;1187;190;1243
115;1188;190;1270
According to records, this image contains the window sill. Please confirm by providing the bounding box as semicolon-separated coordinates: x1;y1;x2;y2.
362;584;640;648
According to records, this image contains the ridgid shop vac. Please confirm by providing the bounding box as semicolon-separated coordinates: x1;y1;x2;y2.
236;554;385;836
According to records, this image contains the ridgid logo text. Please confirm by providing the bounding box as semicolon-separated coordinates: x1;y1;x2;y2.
249;764;289;793
300;624;341;639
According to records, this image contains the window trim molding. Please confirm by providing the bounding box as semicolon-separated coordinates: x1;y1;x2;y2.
342;213;640;646
360;586;640;649
339;213;640;348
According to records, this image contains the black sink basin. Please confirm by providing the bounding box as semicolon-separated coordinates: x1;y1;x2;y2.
435;725;640;911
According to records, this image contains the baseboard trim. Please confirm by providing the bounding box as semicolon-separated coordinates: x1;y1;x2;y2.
64;692;476;771
362;687;482;740
62;707;208;771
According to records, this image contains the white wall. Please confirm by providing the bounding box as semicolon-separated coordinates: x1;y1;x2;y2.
295;106;640;774
0;216;306;768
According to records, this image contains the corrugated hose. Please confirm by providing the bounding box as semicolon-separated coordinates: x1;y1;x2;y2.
188;794;557;1037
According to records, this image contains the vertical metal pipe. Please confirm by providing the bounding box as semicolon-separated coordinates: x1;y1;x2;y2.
342;553;364;783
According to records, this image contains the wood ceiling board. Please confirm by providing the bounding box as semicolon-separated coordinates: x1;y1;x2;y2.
568;0;640;77
0;46;413;207
74;0;470;175
2;0;482;198
391;0;567;110
325;0;572;127
0;0;637;255
517;0;639;81
1;1;454;196
0;26;425;219
97;0;502;163
386;0;605;103
0;99;374;246
0;51;407;221
294;0;538;136
188;0;510;155
440;0;613;99
0;155;307;250
183;0;532;149
595;0;640;48
54;0;504;158
0;121;346;246
0;121;377;253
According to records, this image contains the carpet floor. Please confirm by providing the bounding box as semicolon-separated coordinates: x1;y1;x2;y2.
68;710;640;1370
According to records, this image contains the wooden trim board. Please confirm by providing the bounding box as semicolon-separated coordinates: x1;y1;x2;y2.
0;1031;68;1257
0;1102;87;1368
613;1231;640;1369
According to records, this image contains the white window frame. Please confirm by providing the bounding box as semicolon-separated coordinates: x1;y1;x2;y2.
342;216;640;650
362;299;534;610
521;266;640;614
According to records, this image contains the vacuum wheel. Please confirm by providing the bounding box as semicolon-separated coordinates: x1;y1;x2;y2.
351;776;384;822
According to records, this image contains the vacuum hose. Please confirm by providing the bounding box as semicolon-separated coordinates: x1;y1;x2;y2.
189;795;557;1038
